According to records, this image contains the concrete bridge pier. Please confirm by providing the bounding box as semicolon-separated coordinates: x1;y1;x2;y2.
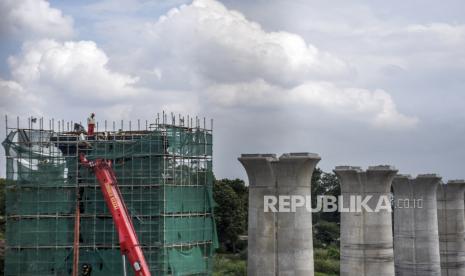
273;153;320;276
392;174;441;276
437;180;465;276
238;154;278;276
239;152;320;276
334;165;397;276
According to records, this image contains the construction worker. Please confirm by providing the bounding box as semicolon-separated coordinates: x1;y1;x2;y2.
81;264;92;276
87;113;96;136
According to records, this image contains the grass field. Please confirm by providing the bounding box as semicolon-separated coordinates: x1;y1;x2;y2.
213;246;340;276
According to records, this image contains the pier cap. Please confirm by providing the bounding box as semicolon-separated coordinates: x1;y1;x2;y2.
334;166;362;172
367;165;397;171
447;179;465;184
279;152;320;160
239;153;277;160
394;174;412;179
417;173;441;178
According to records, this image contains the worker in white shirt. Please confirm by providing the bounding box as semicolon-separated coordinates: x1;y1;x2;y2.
87;113;96;136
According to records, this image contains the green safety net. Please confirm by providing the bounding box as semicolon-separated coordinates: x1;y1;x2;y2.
168;247;206;276
2;126;217;276
5;248;73;275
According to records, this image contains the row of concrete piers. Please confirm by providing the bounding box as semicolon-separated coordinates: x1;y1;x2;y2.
239;152;465;276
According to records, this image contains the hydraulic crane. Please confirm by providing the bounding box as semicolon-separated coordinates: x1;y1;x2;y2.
79;153;151;276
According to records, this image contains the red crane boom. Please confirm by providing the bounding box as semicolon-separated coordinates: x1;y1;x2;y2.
79;153;151;276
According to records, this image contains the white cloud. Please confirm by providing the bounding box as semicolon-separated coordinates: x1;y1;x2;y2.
361;23;465;57
0;78;43;117
206;79;418;129
0;0;74;40
7;39;140;101
406;23;465;42
138;0;351;87
290;82;418;128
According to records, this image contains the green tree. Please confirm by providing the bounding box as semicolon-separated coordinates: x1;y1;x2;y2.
311;169;341;249
319;172;341;223
314;220;340;248
312;169;341;222
213;179;248;253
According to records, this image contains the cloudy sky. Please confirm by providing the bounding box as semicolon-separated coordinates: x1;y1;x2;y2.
1;0;464;181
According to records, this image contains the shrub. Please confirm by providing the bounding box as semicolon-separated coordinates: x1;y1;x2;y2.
213;254;246;276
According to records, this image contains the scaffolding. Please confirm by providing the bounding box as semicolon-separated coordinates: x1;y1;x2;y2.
2;114;217;276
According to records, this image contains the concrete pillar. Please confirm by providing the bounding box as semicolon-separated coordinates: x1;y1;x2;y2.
239;152;320;276
437;180;465;276
238;154;278;276
334;165;397;276
273;153;320;276
392;174;441;276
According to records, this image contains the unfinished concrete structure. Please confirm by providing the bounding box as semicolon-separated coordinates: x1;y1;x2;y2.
239;152;320;276
238;154;278;276
392;174;441;276
334;165;397;276
437;180;465;276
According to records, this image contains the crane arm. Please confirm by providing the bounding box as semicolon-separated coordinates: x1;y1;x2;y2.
79;153;151;276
